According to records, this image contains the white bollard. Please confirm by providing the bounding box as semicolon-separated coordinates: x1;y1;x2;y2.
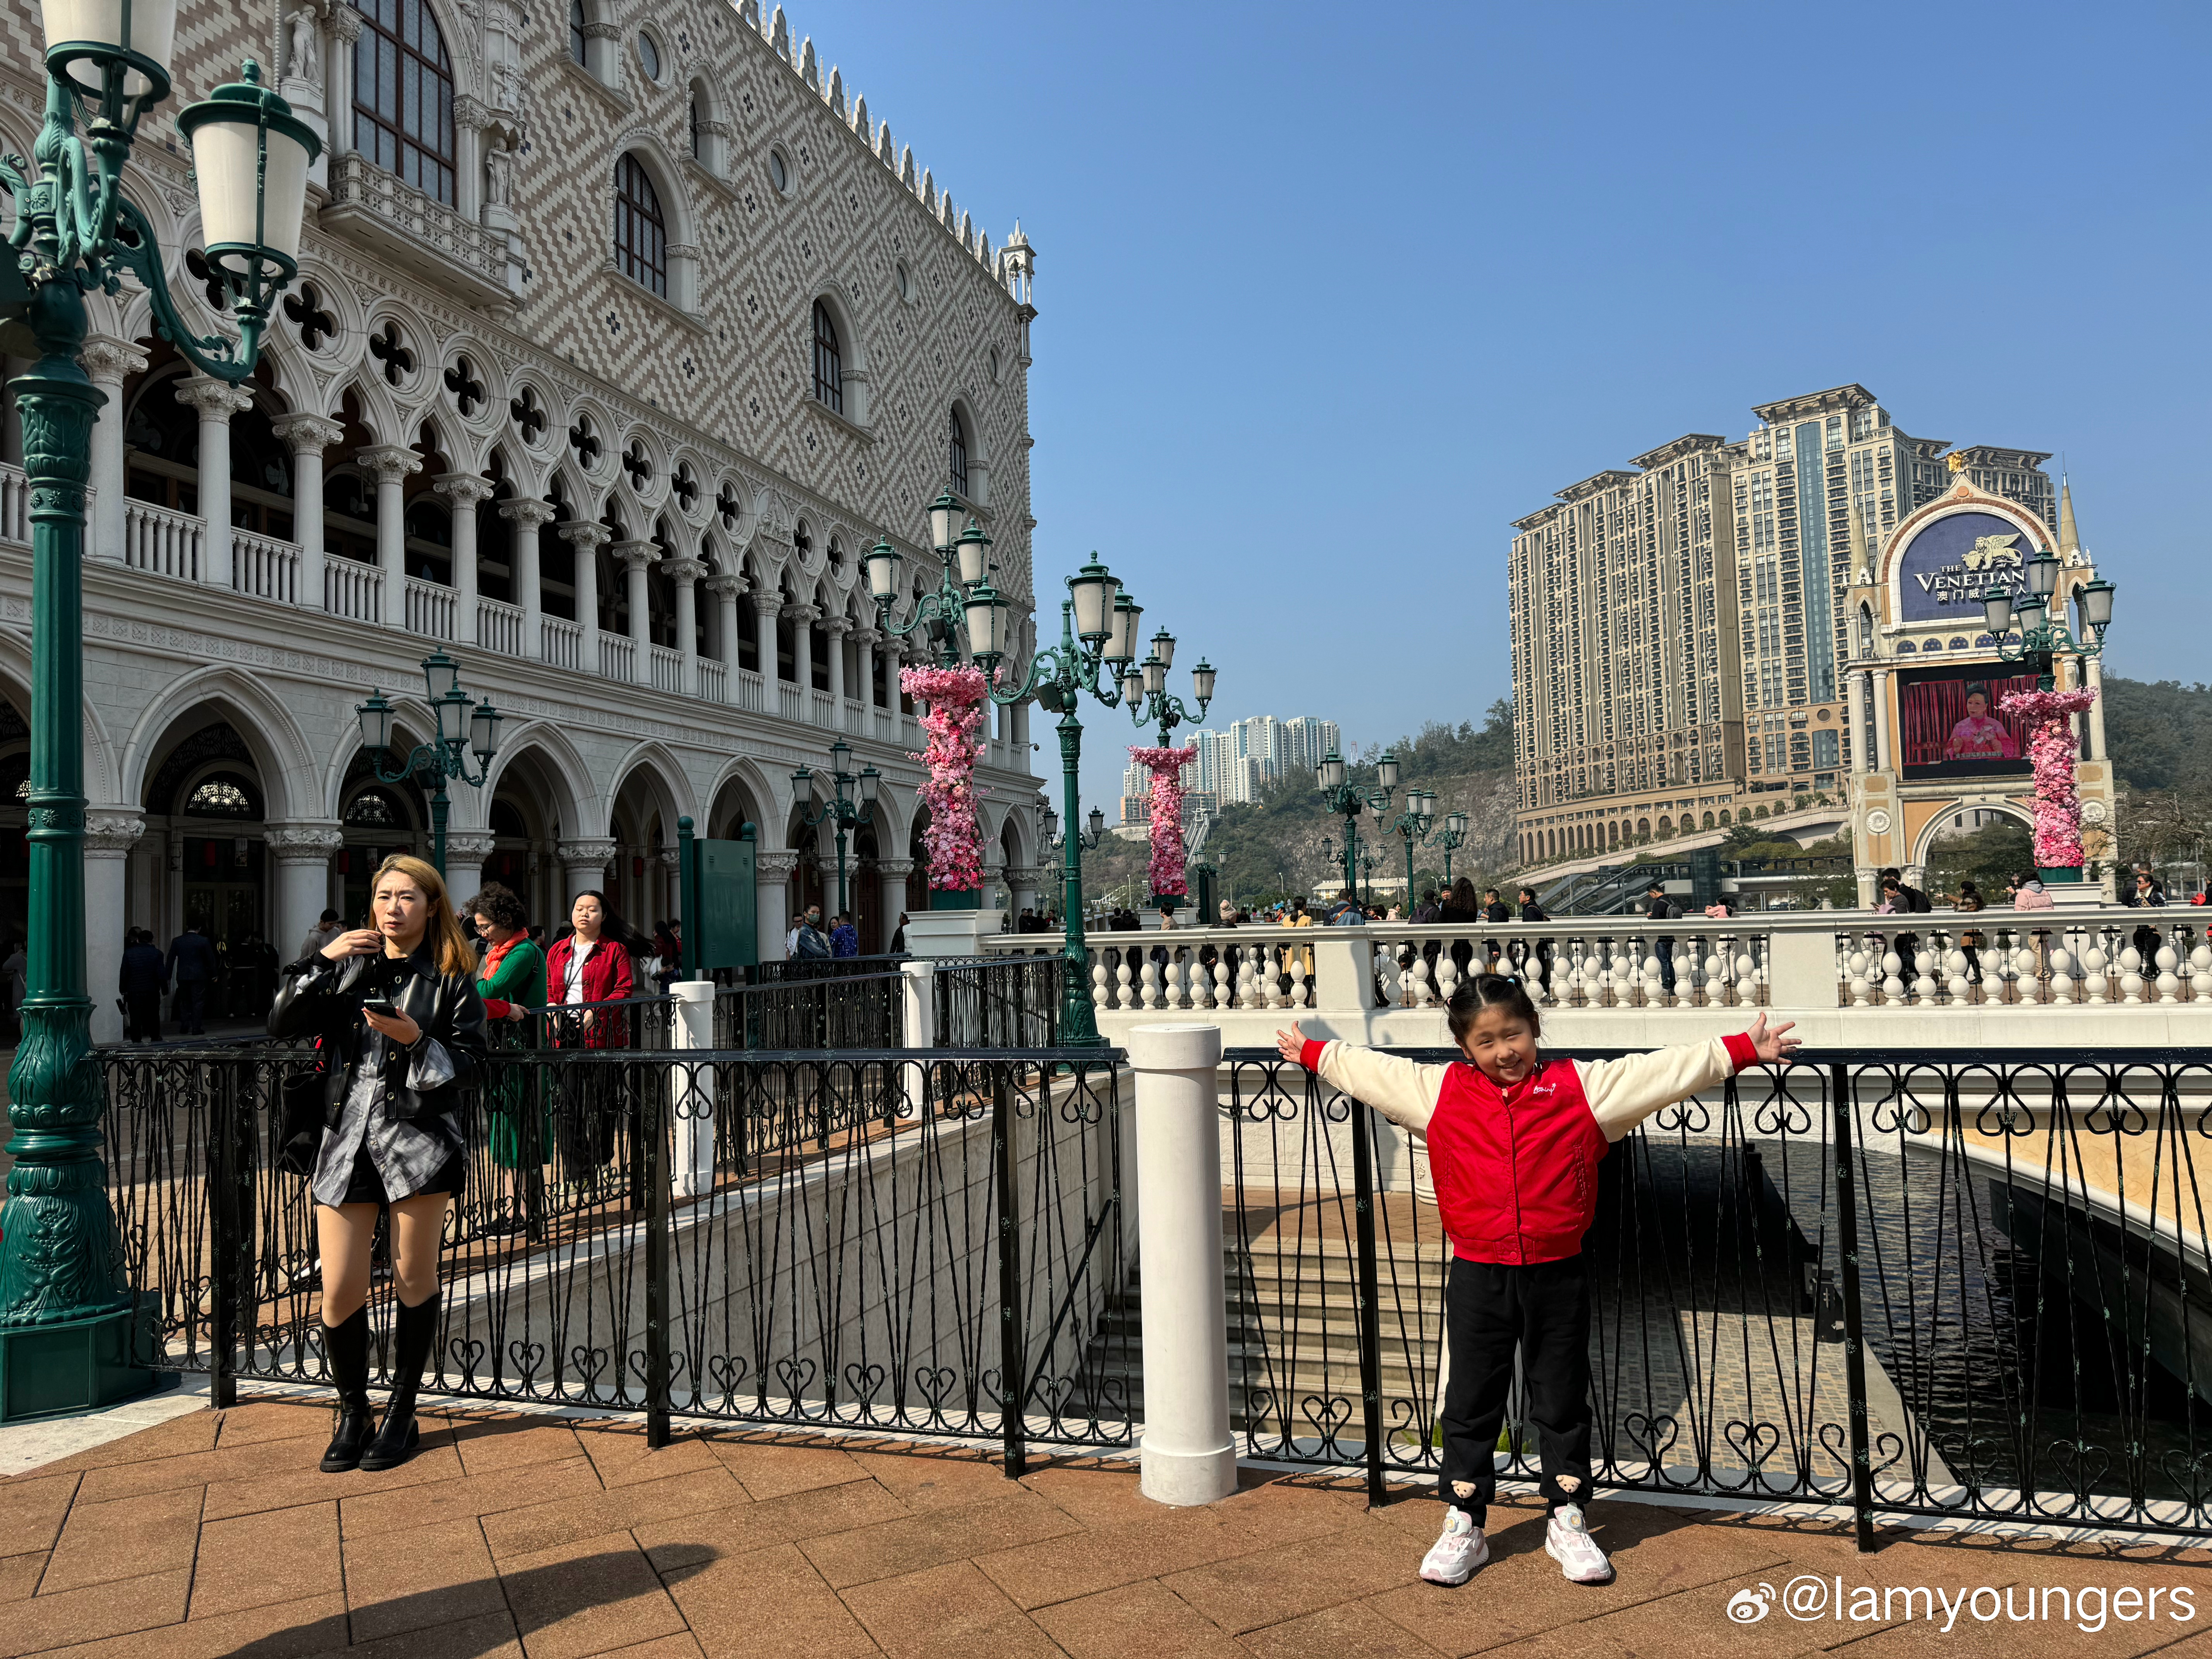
1126;1022;1236;1507
670;979;717;1197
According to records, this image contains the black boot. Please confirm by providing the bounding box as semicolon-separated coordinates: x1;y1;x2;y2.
318;1307;374;1473
360;1290;439;1472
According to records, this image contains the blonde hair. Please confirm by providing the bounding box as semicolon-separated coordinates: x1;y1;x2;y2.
371;853;477;979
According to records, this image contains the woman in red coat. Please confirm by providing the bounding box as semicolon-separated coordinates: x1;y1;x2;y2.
543;891;639;1190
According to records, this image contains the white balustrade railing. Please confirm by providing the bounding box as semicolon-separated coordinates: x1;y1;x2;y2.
541;615;582;669
598;632;636;681
777;681;804;722
122;498;204;582
650;645;684;693
733;667;765;711
324;557;382;621
0;462;27;544
404;575;455;639
476;596;525;656
697;658;728;703
843;697;867;733
810;689;836;726
231;529;299;604
1832;914;2212;1008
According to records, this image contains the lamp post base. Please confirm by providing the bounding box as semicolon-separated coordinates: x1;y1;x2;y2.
0;1300;161;1423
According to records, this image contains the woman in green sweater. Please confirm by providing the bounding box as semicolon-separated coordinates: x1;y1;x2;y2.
468;883;547;1235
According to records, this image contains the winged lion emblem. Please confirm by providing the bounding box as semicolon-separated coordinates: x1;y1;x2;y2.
1960;533;2021;572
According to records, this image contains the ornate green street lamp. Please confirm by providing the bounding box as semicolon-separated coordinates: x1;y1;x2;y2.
0;12;319;1418
1315;747;1398;904
355;651;504;880
1385;787;1439;910
1436;809;1470;886
1115;624;1215;914
1981;552;2117;692
790;737;880;917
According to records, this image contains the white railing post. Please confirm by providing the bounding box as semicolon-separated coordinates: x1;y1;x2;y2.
670;979;716;1197
900;958;935;1120
1126;1022;1235;1506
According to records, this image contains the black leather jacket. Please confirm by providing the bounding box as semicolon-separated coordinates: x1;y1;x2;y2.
269;944;488;1127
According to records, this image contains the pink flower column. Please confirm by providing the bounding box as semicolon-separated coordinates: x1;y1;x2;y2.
1131;744;1199;899
902;665;991;891
1998;685;2099;869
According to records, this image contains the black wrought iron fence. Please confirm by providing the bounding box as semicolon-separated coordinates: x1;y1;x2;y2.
1215;1044;2212;1547
710;971;904;1050
100;1042;1129;1472
934;956;1063;1048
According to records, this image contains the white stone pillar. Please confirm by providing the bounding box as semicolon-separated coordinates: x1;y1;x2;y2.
266;826;342;967
559;520;607;659
2086;656;2108;762
270;413;342;610
824;615;850;719
612;537;656;683
176;376;253;589
754;593;782;683
1851;670;1871;775
558;838;617;903
1010;696;1030;755
500;498;554;659
756;849;799;962
86;811;143;1045
668;555;704;694
1126;1022;1236;1506
790;603;819;710
855;627;879;711
877;857;914;950
898;956;934;1113
1871;669;1893;774
434;473;495;643
324;5;359;161
705;574;743;697
444;832;496;908
359;443;422;618
81;337;145;564
670;979;718;1195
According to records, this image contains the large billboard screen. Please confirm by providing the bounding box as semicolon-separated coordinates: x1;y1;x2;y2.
1896;665;2039;780
1894;509;2041;623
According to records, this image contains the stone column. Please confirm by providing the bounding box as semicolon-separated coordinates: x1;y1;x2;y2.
754;592;782;683
499;498;553;659
2086;657;2107;762
359;443;422;618
660;846;682;924
876;857;915;946
1851;670;1872;775
611;538;657;682
324;4;360;161
81;337;145;564
854;627;879;711
270;413;342;611
176;376;253;589
265;826;342;967
557;838;618;903
443;831;496;908
824;615;850;722
756;850;800;962
559;521;608;663
789;603;819;709
85;811;143;1045
1010;695;1030;755
667;555;705;694
705;574;743;697
1871;668;1893;773
433;473;495;643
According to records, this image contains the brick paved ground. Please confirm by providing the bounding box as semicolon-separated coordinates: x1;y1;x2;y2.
4;1396;2212;1658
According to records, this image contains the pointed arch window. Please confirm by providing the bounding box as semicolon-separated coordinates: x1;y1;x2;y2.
948;408;969;498
354;0;457;205
615;154;667;297
811;301;843;414
570;0;588;65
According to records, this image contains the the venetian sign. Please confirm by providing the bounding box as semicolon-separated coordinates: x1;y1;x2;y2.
1894;508;2042;623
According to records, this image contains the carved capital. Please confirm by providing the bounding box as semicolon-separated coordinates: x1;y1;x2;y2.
658;848;682;870
703;574;746;600
556;838;618;866
498;498;558;528
873;857;915;878
270;412;345;453
358;443;424;482
83;810;145;853
557;520;610;551
787;602;821;624
751;595;784;620
173;376;255;421
453;92;488;132
664;556;707;584
822;615;852;637
850;626;882;647
432;471;497;507
755;850;803;878
581;19;620;39
79;337;147;386
264;825;345;862
610;538;660;572
445;833;498;862
328;4;363;44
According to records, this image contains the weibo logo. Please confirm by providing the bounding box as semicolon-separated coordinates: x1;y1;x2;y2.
1726;1585;1772;1624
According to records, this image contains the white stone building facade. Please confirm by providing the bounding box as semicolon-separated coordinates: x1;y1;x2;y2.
0;0;1053;1038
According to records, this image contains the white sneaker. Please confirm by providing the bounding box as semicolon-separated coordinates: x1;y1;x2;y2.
1419;1509;1489;1586
1545;1504;1613;1584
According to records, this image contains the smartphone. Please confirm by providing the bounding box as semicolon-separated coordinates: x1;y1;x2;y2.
361;993;398;1019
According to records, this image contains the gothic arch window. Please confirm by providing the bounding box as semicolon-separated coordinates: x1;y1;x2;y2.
811;300;842;413
948;407;969;498
615;153;668;297
569;0;587;66
354;0;457;206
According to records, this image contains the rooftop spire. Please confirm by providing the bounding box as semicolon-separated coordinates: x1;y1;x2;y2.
2058;472;2080;555
1848;498;1871;584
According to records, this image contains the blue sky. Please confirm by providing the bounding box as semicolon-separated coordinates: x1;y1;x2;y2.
796;0;2212;811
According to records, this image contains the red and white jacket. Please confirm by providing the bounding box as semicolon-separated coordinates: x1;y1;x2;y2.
1297;1034;1760;1266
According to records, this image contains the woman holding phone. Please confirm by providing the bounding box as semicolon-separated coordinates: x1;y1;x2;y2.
270;853;486;1474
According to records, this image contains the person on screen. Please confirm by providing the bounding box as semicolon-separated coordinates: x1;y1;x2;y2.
1941;684;2019;763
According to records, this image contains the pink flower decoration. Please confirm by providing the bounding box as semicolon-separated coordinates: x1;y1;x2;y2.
1997;685;2099;870
1130;744;1198;899
902;665;991;891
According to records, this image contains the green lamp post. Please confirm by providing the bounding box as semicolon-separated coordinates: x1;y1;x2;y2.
790;737;880;918
355;651;505;880
1314;747;1398;906
1436;810;1470;886
1385;787;1439;911
0;9;319;1418
1115;625;1216;915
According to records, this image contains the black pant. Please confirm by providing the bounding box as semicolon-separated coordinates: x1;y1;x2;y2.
1652;938;1675;993
125;992;162;1042
1437;1254;1594;1525
173;979;207;1034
